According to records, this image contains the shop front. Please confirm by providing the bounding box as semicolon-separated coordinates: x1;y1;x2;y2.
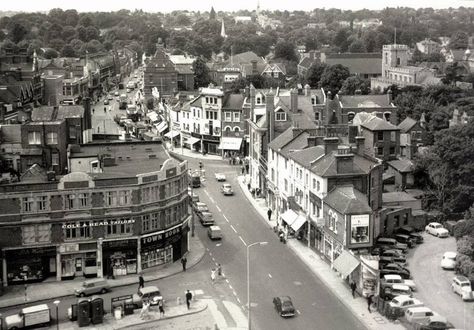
5;246;57;285
59;242;98;280
102;239;138;278
217;137;243;157
323;232;343;265
202;135;220;155
140;224;189;270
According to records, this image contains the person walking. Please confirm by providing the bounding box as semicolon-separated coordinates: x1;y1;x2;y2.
217;264;222;277
138;275;145;290
267;208;273;221
350;281;357;298
211;269;216;283
158;299;165;317
367;294;373;313
139;299;150;319
185;290;193;310
181;257;187;272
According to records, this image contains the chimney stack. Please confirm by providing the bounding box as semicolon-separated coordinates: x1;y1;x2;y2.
251;60;258;75
266;88;275;143
83;97;92;130
304;84;311;96
355;136;366;156
250;84;256;122
323;137;339;155
335;145;354;174
290;88;298;112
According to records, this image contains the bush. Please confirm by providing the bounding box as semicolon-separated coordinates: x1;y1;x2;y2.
457;236;474;257
456;254;474;282
453;219;474;239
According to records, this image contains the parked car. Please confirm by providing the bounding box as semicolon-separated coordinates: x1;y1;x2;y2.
381;284;412;301
451;275;474;301
132;286;162;308
104;99;109;105
108;94;114;100
396;226;424;244
440;252;457;270
405;306;436;325
215;173;226;181
380;250;407;265
425;222;449;238
380;263;411;279
273;296;296;317
389;295;424;310
393;234;415;248
199;212;215;226
376;237;408;253
416;315;454;330
221;183;234;195
381;274;416;291
189;192;199;204
194;202;208;214
4;304;51;330
74;278;110;297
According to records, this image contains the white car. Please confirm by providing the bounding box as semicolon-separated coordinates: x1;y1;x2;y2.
425;222;449;238
215;173;226;181
221;183;234;196
452;276;474;301
441;251;457;270
389;295;424;310
382;274;417;291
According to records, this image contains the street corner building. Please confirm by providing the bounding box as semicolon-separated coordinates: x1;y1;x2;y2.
0;141;190;286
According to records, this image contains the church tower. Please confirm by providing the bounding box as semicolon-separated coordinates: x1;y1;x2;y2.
382;44;408;78
220;19;227;39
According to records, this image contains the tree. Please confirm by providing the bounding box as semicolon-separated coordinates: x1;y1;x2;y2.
348;39;366;53
320;64;351;94
340;76;370;95
305;63;328;88
193;57;211;88
449;31;469;50
9;23;27;43
274;41;298;62
61;44;76;57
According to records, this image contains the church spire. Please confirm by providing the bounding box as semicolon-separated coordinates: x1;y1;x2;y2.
220;18;227;39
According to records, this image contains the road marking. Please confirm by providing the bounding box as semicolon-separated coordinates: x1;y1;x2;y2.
216;205;221;212
236;297;241;304
268;273;272;278
204;190;210;197
230;225;237;233
239;236;247;246
296;310;301;315
216;243;221;247
223;215;230;222
233;291;238;296
225;279;230;284
209;196;215;203
229;285;233;290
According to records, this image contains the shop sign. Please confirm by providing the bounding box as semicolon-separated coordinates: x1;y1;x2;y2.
202;135;220;142
59;243;79;253
141;226;181;246
6;246;56;257
62;219;135;229
350;214;370;244
103;239;137;249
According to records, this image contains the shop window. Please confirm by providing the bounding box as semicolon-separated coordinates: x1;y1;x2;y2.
141;245;173;269
46;132;58;145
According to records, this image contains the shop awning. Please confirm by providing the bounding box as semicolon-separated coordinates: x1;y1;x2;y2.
156;121;168;133
146;111;159;123
164;130;180;139
280;209;298;226
290;214;307;232
186;137;201;145
218;137;243;150
333;250;360;278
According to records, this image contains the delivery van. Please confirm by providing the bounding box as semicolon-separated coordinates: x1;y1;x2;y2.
208;225;223;240
5;304;51;330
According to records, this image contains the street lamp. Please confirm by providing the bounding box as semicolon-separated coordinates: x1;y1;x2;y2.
247;241;268;330
53;300;60;330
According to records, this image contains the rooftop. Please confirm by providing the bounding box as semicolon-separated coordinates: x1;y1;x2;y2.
388;159;414;173
383;191;418;203
311;150;377;177
361;116;399;131
325;185;372;214
338;94;394;108
397;117;418;133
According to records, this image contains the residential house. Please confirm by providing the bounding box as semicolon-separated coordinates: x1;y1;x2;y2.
416;38;441;55
169;55;195;91
261;63;286;86
143;43;178;100
220;93;245;155
397;115;426;159
359;116;400;162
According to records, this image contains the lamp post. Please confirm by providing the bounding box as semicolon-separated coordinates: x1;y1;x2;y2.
247;241;268;330
53;300;60;330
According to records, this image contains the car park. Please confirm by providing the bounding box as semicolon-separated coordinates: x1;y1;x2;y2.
396;226;424;244
376;237;408;253
380;250;407;265
389;295;424;310
381;274;416;291
273;296;296;317
221;183;234;195
208;225;222;240
425;222;449;238
440;251;457;270
451;276;474;301
215;173;226;181
380;263;411;279
74;278;110;297
380;284;412;301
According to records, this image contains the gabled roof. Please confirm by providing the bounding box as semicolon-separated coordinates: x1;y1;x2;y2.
298;57;315;69
268;126;295;151
310;150;376;177
279;130;310;158
222;94;244;110
388;158;414;173
263;63;286;75
338;95;394;108
288;146;325;168
232;51;264;64
361;116;399;131
398;117;418;133
325;185;371;214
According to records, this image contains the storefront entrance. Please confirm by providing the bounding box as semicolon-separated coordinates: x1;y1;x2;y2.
5;246;57;285
102;239;138;278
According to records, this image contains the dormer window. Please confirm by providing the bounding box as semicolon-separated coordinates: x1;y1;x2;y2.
256;97;262;104
311;96;316;105
275;110;286;121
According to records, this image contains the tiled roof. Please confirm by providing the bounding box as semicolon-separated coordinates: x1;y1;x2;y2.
288;146;325;168
310;150;376;177
174;64;194;74
361;116;399;131
279;131;310;158
241;62;266;75
398;117;418;132
325;53;382;75
32;107;55;121
0;124;21;143
298;57;315;69
383;191;417;203
388;159;414;172
268;126;295;151
232;51;263;64
325;185;371;214
32;106;84;121
338;95;393;108
222;94;244;110
56;106;84;119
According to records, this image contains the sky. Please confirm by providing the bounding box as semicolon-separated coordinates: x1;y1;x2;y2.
2;0;474;13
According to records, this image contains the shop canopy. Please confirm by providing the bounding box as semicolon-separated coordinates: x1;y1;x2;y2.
290;214;307;232
146;111;159;123
156;121;168;133
186;137;201;145
164;130;180;139
218;137;243;150
280;209;298;226
333;250;360;278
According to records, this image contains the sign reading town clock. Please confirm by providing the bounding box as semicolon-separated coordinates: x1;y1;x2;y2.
62;219;135;229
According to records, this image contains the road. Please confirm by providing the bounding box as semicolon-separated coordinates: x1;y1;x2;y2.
408;232;474;329
188;157;366;330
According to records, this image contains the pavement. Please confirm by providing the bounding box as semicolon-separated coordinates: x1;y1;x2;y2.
236;175;405;330
0;235;205;309
165;141;232;162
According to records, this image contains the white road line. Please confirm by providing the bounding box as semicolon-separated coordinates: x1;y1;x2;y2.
236;297;241;304
233;291;237;296
239;236;247;246
229;284;233;290
209;196;215;203
268;273;272;278
296;310;301;315
223;215;230;222
204;190;210;197
230;225;237;233
216;205;221;212
225;279;230;283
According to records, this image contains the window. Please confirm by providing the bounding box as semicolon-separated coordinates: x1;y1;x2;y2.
313;178;316;189
377;131;384;141
390;131;396;142
37;196;47;211
22;197;34;212
106;221;133;236
206;111;217;120
65;222;91;240
22;196;48;212
118;190;130;205
22;224;51;244
317;181;320;191
233;127;240;132
52;153;59;166
328;209;338;233
403;213;409;225
225;112;232;121
275;110;286;121
78;193;89;207
389;146;396;155
284;179;288;192
46;132;58;145
285;159;288;169
233;112;240;122
142;214;150;232
315;112;320;120
305;173;308;185
66;194;76;209
28;131;41;145
377;147;384;156
311;97;316;105
69;126;77;139
105;190;132;206
348;112;355;123
271;168;275;182
397;57;401;65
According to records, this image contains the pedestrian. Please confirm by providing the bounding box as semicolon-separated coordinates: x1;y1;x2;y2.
350;281;357;298
92;108;95;114
185;290;193;310
247;183;251;191
211;269;216;283
241;166;245;175
181;257;187;272
158;299;165;317
229;157;232;165
140;299;150;319
217;264;222;277
367;294;374;313
267;208;273;221
138;274;144;290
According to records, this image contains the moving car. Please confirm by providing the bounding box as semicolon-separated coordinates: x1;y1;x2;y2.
440;251;457;270
5;304;51;330
104;99;109;105
199;212;215;226
273;296;296;317
208;225;223;240
221;183;234;195
132;286;162;308
451;275;474;301
425;222;449;238
215;173;226;181
380;263;411;279
389;295;424;310
381;274;416;291
380;284;412;301
74;278;110;297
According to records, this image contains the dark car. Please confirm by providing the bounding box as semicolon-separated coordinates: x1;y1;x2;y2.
396;226;424;244
393;234;415;248
273;296;296;317
380;250;407;265
380;263;411;279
